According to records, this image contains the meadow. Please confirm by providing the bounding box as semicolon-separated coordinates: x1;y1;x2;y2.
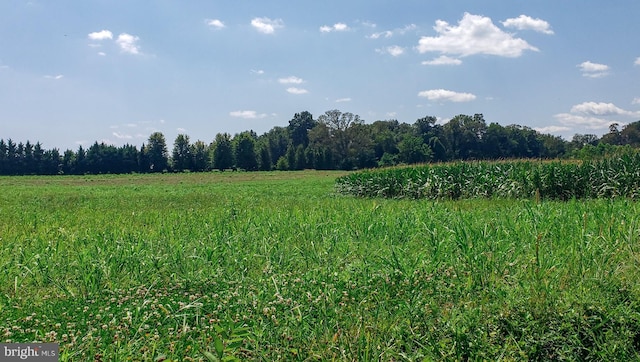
1;171;639;360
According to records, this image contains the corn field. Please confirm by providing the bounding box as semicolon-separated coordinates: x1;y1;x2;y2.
335;152;640;200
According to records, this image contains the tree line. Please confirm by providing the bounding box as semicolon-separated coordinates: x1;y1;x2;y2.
2;109;640;175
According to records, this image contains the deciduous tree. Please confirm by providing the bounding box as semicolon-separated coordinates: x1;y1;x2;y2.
172;134;192;172
212;133;234;171
234;132;258;171
145;132;169;172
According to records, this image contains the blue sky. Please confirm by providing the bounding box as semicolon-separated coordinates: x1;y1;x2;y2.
1;1;639;151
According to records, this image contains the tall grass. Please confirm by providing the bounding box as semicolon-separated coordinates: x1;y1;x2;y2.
336;152;640;200
0;171;639;360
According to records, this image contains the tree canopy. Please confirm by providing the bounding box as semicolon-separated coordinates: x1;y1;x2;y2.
1;111;639;175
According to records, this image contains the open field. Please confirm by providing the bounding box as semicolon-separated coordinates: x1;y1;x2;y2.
1;171;640;360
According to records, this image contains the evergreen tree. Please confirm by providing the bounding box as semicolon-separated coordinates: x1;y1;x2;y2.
0;139;7;175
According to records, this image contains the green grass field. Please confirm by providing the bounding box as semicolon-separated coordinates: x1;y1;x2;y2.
1;171;639;360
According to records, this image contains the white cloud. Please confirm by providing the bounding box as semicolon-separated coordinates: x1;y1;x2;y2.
278;76;303;84
368;24;416;39
336;98;351;103
333;23;348;31
502;15;554;34
98;51;106;56
552;101;640;132
88;30;113;40
635;57;640;66
553;113;616;130
418;89;476;102
376;45;405;57
416;13;538;57
116;33;141;54
632;97;640;105
44;74;63;80
206;19;225;29
368;31;392;39
251;17;284;34
320;23;349;33
230;110;267;119
286;87;308;94
112;132;133;140
422;55;463;66
571;101;639;117
534;125;571;134
360;21;377;28
578;61;609;78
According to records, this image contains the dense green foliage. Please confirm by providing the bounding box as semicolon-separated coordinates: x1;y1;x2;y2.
1;172;640;360
336;151;640;200
2;110;640;175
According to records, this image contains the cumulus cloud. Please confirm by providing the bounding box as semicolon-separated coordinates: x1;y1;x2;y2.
635;57;640;66
88;30;143;55
88;30;113;40
206;19;225;29
251;17;284;34
421;55;463;66
116;33;141;54
44;74;64;80
578;61;610;78
278;76;304;84
418;89;476;102
320;23;349;33
376;45;405;57
632;97;640;105
335;98;352;103
286;87;308;94
553;101;640;132
502;15;554;34
230;110;267;119
251;69;265;75
416;13;538;57
553;113;615;130
571;101;639;117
